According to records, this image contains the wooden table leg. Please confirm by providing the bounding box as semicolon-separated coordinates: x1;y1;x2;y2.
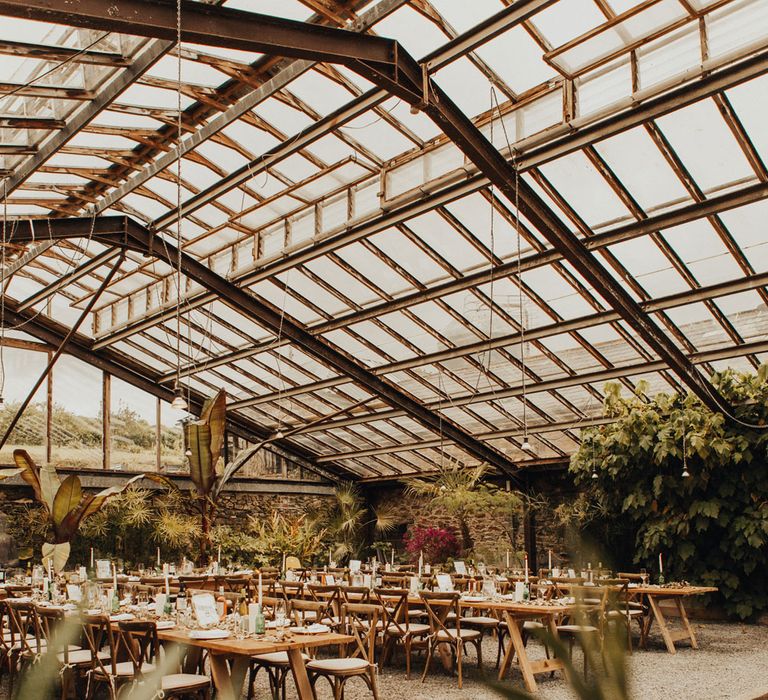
287;645;315;700
503;612;538;693
647;596;676;654
209;654;249;700
497;615;516;681
675;598;698;649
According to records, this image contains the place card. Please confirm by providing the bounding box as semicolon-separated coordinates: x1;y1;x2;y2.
66;584;82;602
96;560;112;579
453;560;467;575
349;559;361;573
436;573;453;592
191;593;220;628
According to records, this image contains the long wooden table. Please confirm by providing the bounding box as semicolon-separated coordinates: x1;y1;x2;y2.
406;595;574;693
631;585;717;654
157;627;353;700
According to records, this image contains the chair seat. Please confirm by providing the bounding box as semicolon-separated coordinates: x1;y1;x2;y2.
251;651;310;666
94;661;156;678
307;657;370;673
162;673;211;691
523;620;544;631
407;609;426;618
58;648;110;666
557;624;599;635
385;623;430;637
607;609;644;618
436;628;481;641
462;615;499;627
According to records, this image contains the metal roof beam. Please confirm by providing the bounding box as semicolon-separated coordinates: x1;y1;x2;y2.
6;215;522;477
1;295;349;482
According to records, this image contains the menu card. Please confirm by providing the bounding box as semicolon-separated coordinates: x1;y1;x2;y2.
436;573;453;592
96;560;112;579
349;560;361;573
453;560;467;575
192;593;220;628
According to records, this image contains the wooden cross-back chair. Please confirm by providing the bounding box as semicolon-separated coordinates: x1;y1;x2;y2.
374;587;429;679
305;602;380;700
118;620;211;699
419;591;482;689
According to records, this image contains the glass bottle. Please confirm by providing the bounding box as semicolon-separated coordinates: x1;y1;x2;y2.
254;604;265;635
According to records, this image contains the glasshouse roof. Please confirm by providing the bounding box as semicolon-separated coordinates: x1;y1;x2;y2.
0;0;767;482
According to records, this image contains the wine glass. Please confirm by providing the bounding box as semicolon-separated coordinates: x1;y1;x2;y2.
640;568;648;586
274;600;287;636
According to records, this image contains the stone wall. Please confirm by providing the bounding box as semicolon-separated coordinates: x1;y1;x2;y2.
364;472;577;570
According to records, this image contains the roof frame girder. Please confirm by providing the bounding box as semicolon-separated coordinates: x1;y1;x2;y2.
0;295;347;482
6;215;522;477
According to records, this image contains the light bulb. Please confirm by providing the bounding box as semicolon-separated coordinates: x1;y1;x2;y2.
171;393;188;411
521;436;531;451
682;468;690;478
591;471;598;480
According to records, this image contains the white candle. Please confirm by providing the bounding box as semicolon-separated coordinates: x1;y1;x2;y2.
524;553;529;583
418;551;423;578
659;553;663;573
329;548;332;566
48;558;52;579
548;549;552;571
112;563;117;594
90;547;94;568
217;545;222;565
258;572;263;607
391;548;395;566
157;547;161;568
165;572;170;596
506;549;510;569
282;552;286;574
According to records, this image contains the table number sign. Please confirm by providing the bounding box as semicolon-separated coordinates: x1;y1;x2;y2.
192;593;221;628
453;560;467;575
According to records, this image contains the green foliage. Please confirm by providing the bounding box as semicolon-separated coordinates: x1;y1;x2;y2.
570;370;768;619
249;511;327;566
403;460;524;555
310;483;401;562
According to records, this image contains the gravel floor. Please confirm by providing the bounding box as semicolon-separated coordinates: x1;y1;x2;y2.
247;621;768;700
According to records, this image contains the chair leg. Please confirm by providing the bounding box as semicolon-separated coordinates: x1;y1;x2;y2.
404;637;411;680
420;642;434;684
476;639;483;671
368;666;380;700
456;642;463;689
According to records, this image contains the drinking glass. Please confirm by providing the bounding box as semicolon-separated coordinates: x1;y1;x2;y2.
640;568;648;585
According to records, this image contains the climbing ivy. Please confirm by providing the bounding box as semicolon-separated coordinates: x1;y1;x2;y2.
570;367;768;619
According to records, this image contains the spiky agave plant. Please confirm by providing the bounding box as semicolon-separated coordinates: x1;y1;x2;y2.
0;450;147;571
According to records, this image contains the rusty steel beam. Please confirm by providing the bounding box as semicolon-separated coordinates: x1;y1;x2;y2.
5;215;522;477
0;0;397;65
0;296;349;482
0;253;125;449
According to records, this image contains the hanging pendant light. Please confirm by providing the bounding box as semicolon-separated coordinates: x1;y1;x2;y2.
274;429;284;439
171;391;188;411
681;411;690;478
591;470;599;480
521;435;531;451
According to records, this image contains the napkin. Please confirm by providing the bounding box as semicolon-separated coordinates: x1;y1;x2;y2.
188;629;230;640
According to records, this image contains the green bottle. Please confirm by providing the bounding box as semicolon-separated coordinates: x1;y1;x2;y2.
111;590;120;613
658;572;665;586
254;605;265;635
523;583;530;601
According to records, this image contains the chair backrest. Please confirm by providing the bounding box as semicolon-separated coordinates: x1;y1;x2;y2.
277;580;304;602
341;602;380;665
260;595;284;621
373;587;409;637
290;598;325;626
82;613;119;678
306;584;341;619
35;605;71;663
379;574;408;589
6;599;43;658
340;586;370;604
420;591;461;637
118;620;159;682
617;572;644;581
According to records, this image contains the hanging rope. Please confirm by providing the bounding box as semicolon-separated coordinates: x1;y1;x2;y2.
173;0;185;407
1;178;7;404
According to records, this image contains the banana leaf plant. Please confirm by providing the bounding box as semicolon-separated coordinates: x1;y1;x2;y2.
156;389;268;564
0;450;147;572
